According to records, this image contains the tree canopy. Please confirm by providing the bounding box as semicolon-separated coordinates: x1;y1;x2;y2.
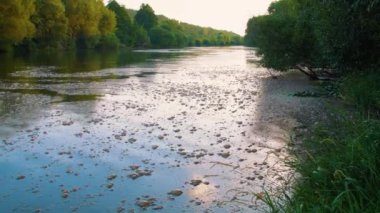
245;0;380;79
0;0;242;52
33;0;68;48
135;4;158;32
0;0;36;51
107;0;135;46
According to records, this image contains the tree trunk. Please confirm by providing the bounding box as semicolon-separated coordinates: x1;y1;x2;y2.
295;65;319;80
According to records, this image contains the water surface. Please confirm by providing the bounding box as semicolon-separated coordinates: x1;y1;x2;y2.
0;47;303;212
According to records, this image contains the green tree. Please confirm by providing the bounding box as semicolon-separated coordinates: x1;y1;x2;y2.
310;0;380;71
33;0;68;48
160;19;187;47
135;4;158;32
97;5;118;49
99;6;117;36
245;0;380;78
245;0;321;79
62;0;103;48
246;1;298;69
62;0;118;49
244;17;256;47
0;0;35;51
149;26;176;48
133;24;150;47
107;0;135;46
231;35;243;45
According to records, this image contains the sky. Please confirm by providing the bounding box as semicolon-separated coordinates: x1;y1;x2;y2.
108;0;274;35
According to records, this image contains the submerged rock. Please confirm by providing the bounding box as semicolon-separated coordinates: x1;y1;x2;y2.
218;152;230;158
61;189;69;199
62;121;74;126
245;148;257;153
62;193;69;199
116;207;125;213
136;197;156;208
107;175;117;181
168;189;183;196
136;200;153;208
16;175;25;180
223;144;231;149
129;164;140;170
107;183;114;189
190;179;202;186
128;169;153;180
152;206;164;210
128;138;137;143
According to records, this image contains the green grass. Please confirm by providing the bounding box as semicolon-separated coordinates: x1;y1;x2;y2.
340;71;380;117
264;71;380;213
288;116;380;213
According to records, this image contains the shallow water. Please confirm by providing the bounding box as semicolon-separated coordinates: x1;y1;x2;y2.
0;47;304;212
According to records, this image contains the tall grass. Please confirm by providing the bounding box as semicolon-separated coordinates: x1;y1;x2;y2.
287;116;380;213
264;71;380;212
340;71;380;117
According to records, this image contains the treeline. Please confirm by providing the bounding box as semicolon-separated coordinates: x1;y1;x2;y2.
127;8;242;47
245;0;380;79
0;0;242;52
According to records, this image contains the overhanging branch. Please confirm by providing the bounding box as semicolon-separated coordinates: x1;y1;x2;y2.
295;65;319;80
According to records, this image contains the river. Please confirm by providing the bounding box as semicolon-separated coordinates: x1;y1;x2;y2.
0;47;324;212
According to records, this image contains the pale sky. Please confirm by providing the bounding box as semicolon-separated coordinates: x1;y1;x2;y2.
107;0;274;35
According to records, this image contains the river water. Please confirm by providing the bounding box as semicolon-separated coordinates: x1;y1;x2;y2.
0;47;321;212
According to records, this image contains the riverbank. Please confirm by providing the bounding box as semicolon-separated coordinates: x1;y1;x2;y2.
248;69;331;199
264;71;380;212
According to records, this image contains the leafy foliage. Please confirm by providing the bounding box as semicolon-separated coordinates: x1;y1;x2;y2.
99;6;117;36
133;25;150;48
33;0;68;48
150;19;186;48
0;0;242;51
107;0;135;46
0;0;36;51
245;0;380;76
135;4;158;32
63;0;101;39
340;71;380;116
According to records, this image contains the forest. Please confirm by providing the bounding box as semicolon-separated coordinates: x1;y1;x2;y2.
0;0;242;52
245;0;380;212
